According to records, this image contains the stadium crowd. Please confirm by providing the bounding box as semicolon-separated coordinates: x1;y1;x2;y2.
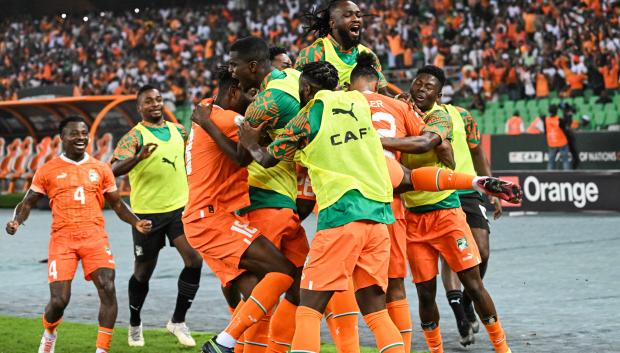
1;0;619;108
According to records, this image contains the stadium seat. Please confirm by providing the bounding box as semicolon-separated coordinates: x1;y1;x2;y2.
93;133;114;162
20;137;53;190
0;137;5;160
7;137;35;192
0;138;22;193
44;135;62;163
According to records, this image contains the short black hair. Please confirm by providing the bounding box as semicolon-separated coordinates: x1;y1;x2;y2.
350;52;379;82
59;116;88;135
417;65;446;88
301;61;339;90
137;84;158;100
269;46;288;61
216;65;239;93
230;36;270;63
549;104;558;115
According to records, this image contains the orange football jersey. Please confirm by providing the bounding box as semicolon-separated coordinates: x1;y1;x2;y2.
183;103;250;223
364;91;424;160
30;154;117;232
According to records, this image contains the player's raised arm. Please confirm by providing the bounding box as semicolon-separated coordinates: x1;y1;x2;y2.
104;190;152;234
5;189;44;235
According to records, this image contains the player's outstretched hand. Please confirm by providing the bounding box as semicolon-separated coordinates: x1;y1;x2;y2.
135;219;152;234
5;220;19;235
238;121;268;149
474;177;522;204
137;143;158;161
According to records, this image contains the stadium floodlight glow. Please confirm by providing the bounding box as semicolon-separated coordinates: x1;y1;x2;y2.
83;16;88;22
134;8;140;13
60;13;67;19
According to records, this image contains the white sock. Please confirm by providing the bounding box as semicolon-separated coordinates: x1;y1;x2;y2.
95;349;107;353
43;330;56;339
216;331;236;348
472;176;484;192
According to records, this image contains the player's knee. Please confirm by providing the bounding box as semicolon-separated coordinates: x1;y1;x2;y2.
478;248;490;263
98;278;117;299
386;278;406;302
463;280;485;302
416;288;435;306
49;294;70;311
187;252;203;268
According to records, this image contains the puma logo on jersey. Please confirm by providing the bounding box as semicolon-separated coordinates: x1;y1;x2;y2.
162;156;177;171
332;103;358;121
56;173;67;179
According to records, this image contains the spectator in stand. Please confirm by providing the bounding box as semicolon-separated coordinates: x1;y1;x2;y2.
1;1;619;104
600;53;619;93
505;111;524;135
544;104;571;170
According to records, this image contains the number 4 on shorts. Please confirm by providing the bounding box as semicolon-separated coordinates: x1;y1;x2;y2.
48;260;58;280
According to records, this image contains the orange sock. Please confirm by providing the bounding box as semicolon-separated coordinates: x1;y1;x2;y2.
96;326;113;351
411;167;475;192
326;288;360;353
225;273;294;339
231;300;246;353
422;326;443;353
291;306;322;353
363;309;405;353
484;319;510;353
244;314;270;353
42;315;62;334
235;337;245;353
266;298;297;353
387;299;412;353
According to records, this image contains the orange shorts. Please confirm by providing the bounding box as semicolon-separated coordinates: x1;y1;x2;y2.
406;208;481;284
246;208;309;267
184;212;258;286
387;217;408;279
301;221;390;292
48;227;115;283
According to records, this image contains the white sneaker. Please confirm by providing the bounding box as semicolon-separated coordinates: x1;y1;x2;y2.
166;320;196;347
38;331;57;353
128;323;145;347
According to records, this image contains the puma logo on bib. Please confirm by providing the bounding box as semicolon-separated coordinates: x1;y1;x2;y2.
332;103;358;121
162;156;177;171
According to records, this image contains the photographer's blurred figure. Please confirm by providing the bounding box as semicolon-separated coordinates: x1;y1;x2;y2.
543;104;571;170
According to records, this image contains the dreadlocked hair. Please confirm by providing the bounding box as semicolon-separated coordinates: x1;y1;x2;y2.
302;0;345;37
301;61;340;90
350;52;379;81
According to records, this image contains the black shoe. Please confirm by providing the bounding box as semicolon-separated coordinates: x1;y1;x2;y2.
458;320;475;347
202;336;234;353
463;303;480;333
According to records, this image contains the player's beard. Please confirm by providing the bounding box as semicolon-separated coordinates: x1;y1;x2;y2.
336;26;361;49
